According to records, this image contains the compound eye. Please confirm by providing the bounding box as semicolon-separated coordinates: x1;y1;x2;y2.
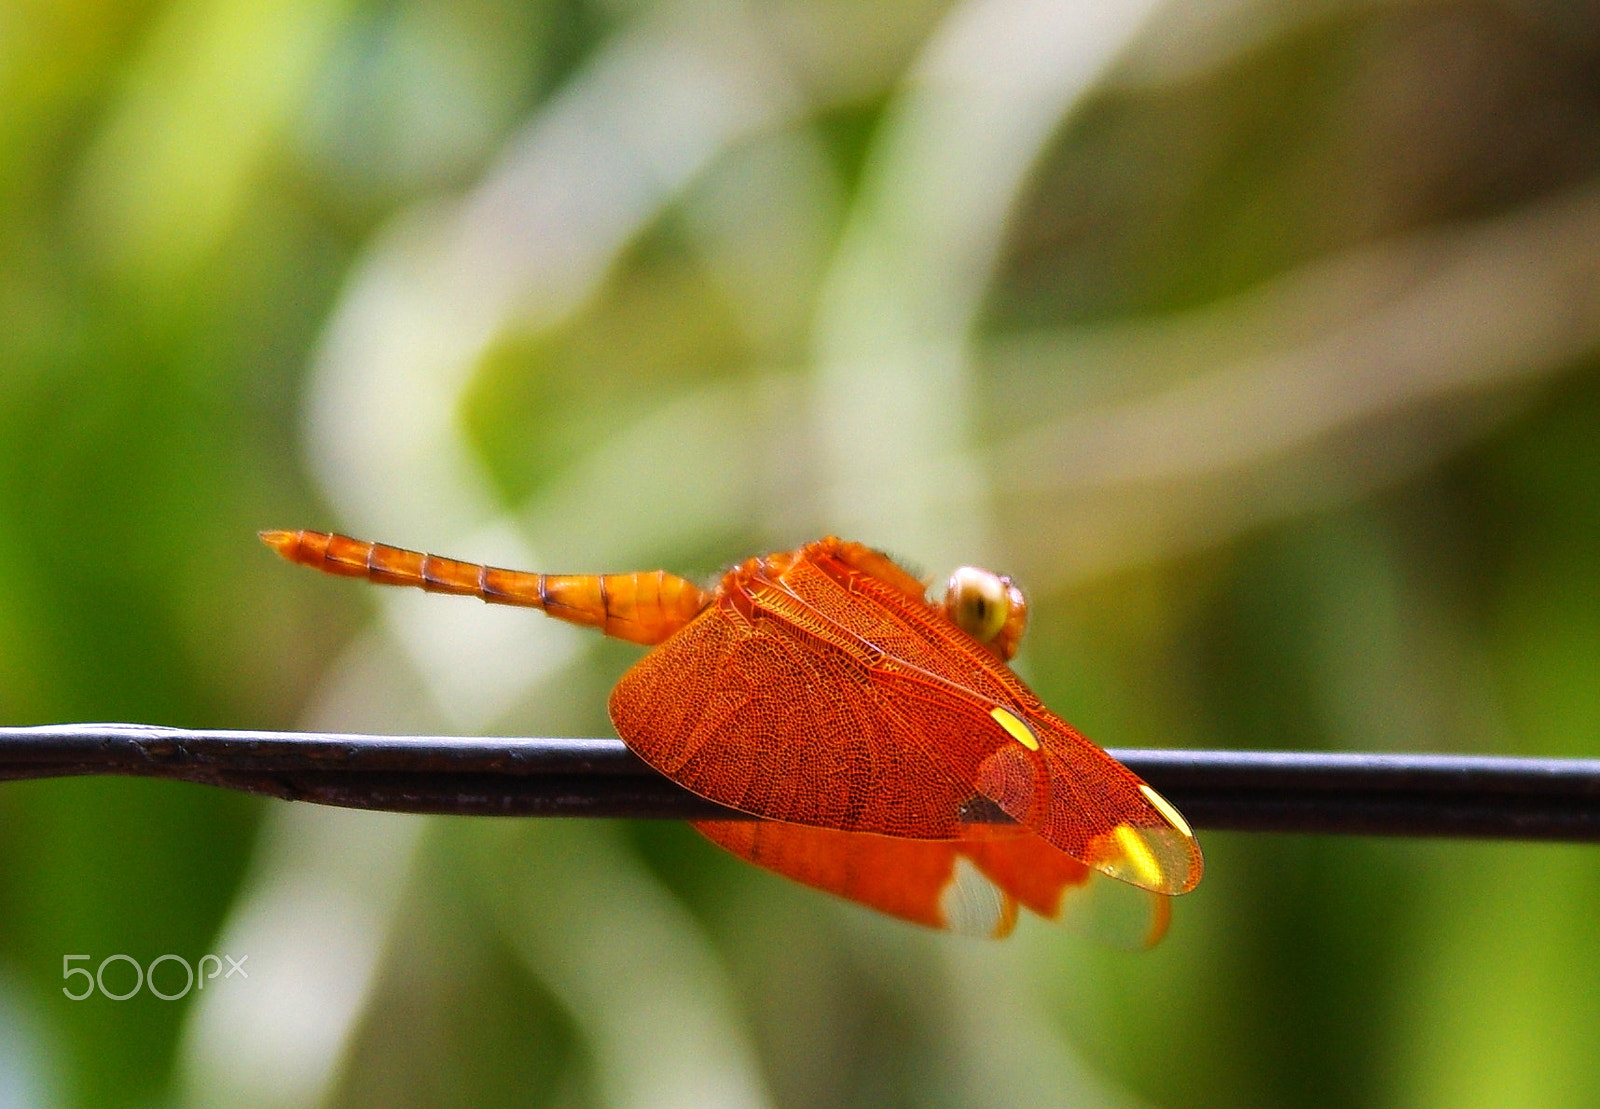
945;566;1010;644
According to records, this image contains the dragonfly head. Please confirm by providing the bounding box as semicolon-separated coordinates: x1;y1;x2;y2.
944;566;1029;661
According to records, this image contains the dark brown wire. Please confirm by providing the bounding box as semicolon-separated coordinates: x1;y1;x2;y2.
3;723;1600;840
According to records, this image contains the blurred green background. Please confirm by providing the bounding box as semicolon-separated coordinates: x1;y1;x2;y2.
4;0;1600;1105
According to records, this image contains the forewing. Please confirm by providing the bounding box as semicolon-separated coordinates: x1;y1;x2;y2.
610;605;975;837
804;551;1202;894
867;669;1203;895
1025;712;1202;896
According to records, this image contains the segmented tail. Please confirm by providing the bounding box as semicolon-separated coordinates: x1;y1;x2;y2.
260;529;712;646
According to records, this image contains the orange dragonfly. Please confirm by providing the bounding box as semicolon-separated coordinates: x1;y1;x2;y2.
263;531;1201;941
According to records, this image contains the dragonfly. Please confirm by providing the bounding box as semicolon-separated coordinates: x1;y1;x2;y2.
262;530;1201;941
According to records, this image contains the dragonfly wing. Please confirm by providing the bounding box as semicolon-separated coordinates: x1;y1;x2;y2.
610;605;975;837
1027;717;1202;896
692;820;1018;938
769;549;1203;895
614;546;1200;894
959;825;1171;948
694;820;1169;946
867;670;1203;895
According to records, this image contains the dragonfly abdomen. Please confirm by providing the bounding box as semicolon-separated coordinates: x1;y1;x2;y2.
260;530;710;646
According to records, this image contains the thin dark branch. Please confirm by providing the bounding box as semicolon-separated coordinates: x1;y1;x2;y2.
3;723;1600;840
